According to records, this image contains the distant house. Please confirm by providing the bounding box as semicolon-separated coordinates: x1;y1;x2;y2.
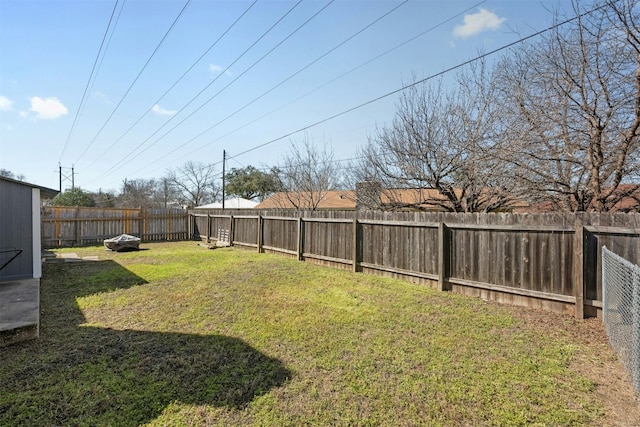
255;190;356;210
195;197;258;209
611;185;640;212
256;186;527;212
514;184;640;213
374;187;528;212
0;176;58;346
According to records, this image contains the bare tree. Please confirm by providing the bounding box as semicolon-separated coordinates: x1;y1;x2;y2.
354;66;517;213
157;178;181;209
495;0;640;211
117;178;160;209
0;169;26;182
277;138;340;210
165;161;219;208
92;188;117;208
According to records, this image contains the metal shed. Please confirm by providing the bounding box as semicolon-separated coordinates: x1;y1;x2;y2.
0;176;58;345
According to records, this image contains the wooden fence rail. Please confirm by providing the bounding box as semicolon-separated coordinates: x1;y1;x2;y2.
190;210;640;319
42;207;189;247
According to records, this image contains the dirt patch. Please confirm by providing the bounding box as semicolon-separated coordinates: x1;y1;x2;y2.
497;303;640;426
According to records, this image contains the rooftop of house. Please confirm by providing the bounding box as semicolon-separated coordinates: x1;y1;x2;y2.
255;187;529;212
515;184;640;213
254;190;356;210
195;198;259;209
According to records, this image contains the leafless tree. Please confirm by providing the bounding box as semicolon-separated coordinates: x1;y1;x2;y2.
0;169;26;182
165;161;219;208
116;178;182;209
93;188;117;208
117;178;160;209
277;138;340;210
158;178;180;209
354;64;518;213
494;0;640;211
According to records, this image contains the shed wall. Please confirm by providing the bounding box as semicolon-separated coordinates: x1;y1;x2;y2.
0;180;34;281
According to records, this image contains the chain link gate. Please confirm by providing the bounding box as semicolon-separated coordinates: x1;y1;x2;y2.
602;246;640;397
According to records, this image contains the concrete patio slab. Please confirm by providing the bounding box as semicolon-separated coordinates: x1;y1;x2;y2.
0;278;39;346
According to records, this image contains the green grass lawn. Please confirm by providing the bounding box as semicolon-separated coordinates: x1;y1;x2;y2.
1;241;637;426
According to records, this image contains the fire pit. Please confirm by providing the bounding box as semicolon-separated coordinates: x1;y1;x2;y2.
103;234;140;252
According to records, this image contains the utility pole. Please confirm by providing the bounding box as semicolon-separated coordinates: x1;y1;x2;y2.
222;150;226;209
57;164;76;192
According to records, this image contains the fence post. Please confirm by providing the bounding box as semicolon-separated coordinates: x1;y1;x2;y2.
75;208;81;245
192;213;197;241
55;207;61;247
166;208;171;241
257;215;262;253
297;217;303;261
138;208;148;241
438;222;450;291
632;268;640;392
573;220;585;319
124;210;130;235
183;210;187;240
352;218;359;273
229;215;234;247
206;213;211;243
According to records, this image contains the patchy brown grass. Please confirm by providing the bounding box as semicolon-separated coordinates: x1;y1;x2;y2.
500;306;640;426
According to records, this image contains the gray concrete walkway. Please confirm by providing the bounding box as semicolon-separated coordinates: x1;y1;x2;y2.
1;252;100;346
0;278;39;345
0;279;39;331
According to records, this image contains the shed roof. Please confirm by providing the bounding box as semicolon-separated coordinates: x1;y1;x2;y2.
0;176;59;199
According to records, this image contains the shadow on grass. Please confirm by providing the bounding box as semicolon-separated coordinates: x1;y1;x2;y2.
0;260;291;426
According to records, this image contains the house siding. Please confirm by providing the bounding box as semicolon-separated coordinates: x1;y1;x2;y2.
0;179;34;281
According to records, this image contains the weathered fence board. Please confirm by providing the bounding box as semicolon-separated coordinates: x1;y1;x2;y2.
264;217;298;254
42;207;188;247
303;220;352;265
189;209;640;318
233;216;259;247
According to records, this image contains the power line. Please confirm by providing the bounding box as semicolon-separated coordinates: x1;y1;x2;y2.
141;1;605;185
82;0;259;170
226;1;610;163
95;0;607;187
74;0;192;164
176;155;365;187
121;0;409;176
121;0;336;169
87;1;127;101
58;0;120;163
88;0;305;182
169;0;486;168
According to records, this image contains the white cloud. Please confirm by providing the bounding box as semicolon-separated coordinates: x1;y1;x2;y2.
454;8;506;38
27;96;68;120
93;91;111;104
0;96;13;111
151;104;177;116
209;64;232;76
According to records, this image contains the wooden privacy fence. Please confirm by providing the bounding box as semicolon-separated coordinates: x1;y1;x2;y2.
42;207;189;247
190;210;640;319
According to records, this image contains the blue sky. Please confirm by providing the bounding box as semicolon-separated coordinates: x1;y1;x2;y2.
0;0;577;193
